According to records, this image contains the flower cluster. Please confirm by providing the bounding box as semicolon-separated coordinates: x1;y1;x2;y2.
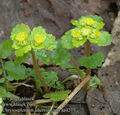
10;24;56;56
62;15;112;49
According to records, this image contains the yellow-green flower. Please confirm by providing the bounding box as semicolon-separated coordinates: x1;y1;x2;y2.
71;29;81;38
94;31;101;37
81;28;91;37
84;18;96;26
34;34;46;45
15;32;28;42
10;23;31;49
31;26;47;49
72;38;87;48
31;26;56;50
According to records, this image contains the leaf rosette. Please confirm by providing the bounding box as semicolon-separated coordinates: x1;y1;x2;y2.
62;15;112;49
11;24;57;57
10;23;31;49
31;26;57;50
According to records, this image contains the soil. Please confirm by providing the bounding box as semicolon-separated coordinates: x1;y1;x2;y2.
0;0;120;115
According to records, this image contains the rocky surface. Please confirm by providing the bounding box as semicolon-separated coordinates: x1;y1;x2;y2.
86;10;120;115
103;11;120;67
87;62;120;115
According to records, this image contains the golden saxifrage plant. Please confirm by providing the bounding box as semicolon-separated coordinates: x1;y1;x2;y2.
0;15;112;114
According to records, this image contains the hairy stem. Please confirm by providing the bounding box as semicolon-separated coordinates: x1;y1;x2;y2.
31;49;44;81
31;49;49;92
84;41;91;76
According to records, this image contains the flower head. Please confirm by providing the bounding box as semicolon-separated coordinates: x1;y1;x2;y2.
82;17;96;26
31;26;56;50
71;29;81;38
10;23;30;49
34;34;46;45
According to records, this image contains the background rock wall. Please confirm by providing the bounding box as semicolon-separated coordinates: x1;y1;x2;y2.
0;0;119;42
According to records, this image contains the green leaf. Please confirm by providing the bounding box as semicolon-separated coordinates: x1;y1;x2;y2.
0;86;18;99
36;49;52;65
0;78;5;83
15;45;31;57
4;61;28;80
61;31;74;49
43;90;71;102
89;75;101;88
15;53;30;64
0;39;13;59
41;69;64;90
79;52;105;69
0;68;3;75
97;31;112;46
52;42;71;68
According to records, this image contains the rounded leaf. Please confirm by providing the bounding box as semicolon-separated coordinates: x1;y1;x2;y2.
96;31;112;46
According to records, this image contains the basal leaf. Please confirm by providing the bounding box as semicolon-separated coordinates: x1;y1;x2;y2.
0;39;13;59
43;90;71;102
41;69;64;90
4;61;28;80
79;52;105;68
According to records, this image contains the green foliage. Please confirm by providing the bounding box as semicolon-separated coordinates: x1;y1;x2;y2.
62;15;112;49
79;52;105;68
10;24;57;57
4;61;28;81
0;78;5;83
36;42;71;68
0;68;3;76
0;86;18;99
96;31;112;46
40;69;64;90
43;90;71;102
10;23;31;49
0;15;112;106
0;39;13;59
36;49;52;65
14;53;30;64
89;75;101;88
51;42;71;68
31;26;57;50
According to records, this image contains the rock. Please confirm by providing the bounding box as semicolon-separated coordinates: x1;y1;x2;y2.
103;11;120;67
87;62;120;115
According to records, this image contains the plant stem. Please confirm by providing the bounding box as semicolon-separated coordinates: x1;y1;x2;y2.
84;41;91;76
31;49;44;81
31;49;49;92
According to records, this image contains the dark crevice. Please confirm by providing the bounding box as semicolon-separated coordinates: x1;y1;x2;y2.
109;2;119;17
